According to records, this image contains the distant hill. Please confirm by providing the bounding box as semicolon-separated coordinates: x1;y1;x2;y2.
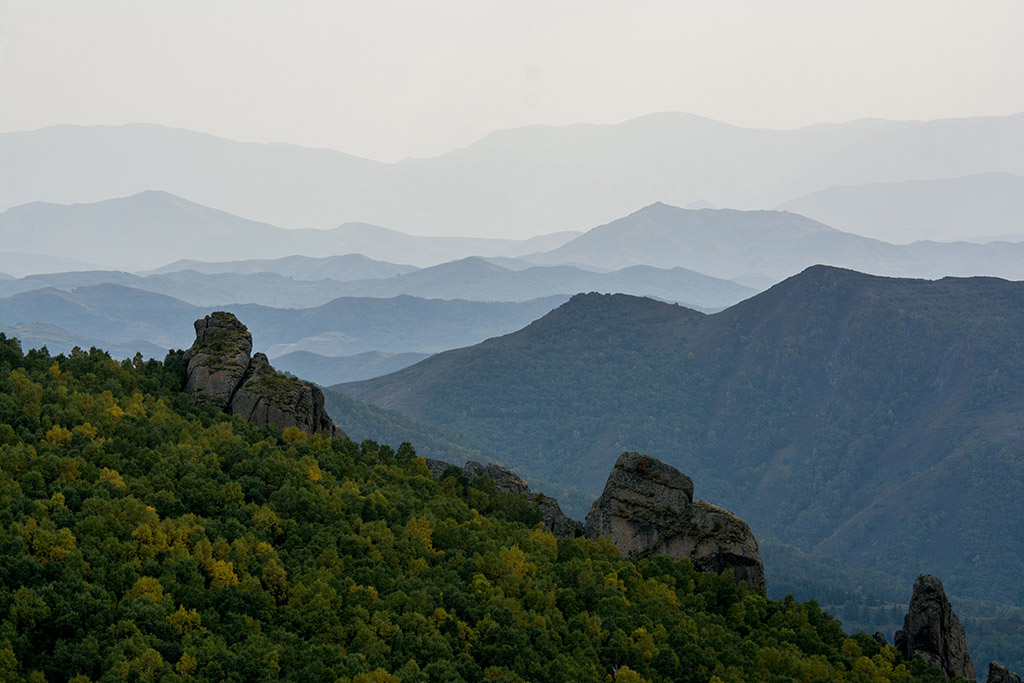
0;321;169;359
145;253;419;280
0;191;579;271
4;113;1023;237
272;350;431;386
336;267;1024;607
527;202;1024;282
0;283;566;356
777;172;1024;243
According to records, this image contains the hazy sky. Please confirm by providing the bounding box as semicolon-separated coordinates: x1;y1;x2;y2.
1;0;1022;162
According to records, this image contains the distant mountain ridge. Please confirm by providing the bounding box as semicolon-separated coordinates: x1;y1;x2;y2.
0;191;579;270
144;253;419;280
0;283;567;357
335;266;1024;607
777;172;1024;243
529;202;1024;282
4;113;1023;237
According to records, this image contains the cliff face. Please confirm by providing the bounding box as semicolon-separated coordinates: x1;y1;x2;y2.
183;312;341;437
585;452;765;590
895;574;974;681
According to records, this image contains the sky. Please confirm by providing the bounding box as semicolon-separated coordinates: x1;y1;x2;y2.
1;0;1022;162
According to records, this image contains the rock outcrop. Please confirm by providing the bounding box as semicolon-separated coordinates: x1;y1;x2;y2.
183;312;341;437
584;452;765;590
988;663;1022;683
423;458;584;538
532;493;584;539
464;461;531;496
184;313;253;410
894;574;974;681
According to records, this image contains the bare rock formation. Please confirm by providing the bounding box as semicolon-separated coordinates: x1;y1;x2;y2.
184;312;340;437
184;312;253;410
584;452;765;590
894;574;974;681
532;493;585;539
988;663;1022;683
673;500;766;590
464;461;531;496
423;458;583;538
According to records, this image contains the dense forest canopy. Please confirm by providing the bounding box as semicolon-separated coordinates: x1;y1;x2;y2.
0;333;957;681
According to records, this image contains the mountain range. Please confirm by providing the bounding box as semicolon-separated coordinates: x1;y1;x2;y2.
6;192;1024;292
4;113;1023;238
334;266;1024;608
0;254;756;311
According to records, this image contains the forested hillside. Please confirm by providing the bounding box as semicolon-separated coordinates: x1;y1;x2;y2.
336;266;1024;611
0;333;955;681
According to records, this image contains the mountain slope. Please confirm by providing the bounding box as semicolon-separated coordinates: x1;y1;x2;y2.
0;338;935;682
5;113;1023;237
777;172;1024;243
336;267;1024;606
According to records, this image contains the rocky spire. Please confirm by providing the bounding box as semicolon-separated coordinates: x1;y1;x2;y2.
894;574;974;681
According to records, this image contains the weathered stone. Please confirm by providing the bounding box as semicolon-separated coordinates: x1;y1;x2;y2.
420;457;582;538
231;353;338;437
873;632;889;647
183;312;340;437
584;452;694;553
423;458;462;480
585;452;764;590
465;461;531;495
988;662;1021;683
183;312;252;410
895;574;974;681
533;493;584;538
673;500;766;590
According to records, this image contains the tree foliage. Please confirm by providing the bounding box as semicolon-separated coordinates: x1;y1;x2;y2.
0;334;946;681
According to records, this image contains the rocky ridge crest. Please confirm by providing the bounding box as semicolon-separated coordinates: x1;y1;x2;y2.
183;312;340;437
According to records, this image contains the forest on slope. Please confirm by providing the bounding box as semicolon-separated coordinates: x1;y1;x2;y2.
0;334;957;682
336;266;1024;612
